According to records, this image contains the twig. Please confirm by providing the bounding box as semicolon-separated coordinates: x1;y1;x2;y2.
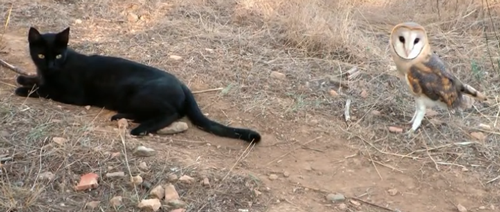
371;159;404;173
264;136;322;166
118;129;139;202
0;58;30;75
423;130;440;171
354;135;419;159
192;87;223;94
344;99;352;122
221;141;256;182
367;151;383;180
349;197;400;212
486;175;500;184
0;156;13;162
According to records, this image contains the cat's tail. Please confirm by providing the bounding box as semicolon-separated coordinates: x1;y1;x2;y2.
181;84;261;144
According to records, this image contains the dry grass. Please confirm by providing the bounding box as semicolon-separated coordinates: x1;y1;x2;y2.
233;0;500;178
1;0;500;211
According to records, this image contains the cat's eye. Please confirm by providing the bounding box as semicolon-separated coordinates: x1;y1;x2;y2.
55;54;62;59
38;54;45;59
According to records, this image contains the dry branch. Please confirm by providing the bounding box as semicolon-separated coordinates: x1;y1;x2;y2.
0;58;30;75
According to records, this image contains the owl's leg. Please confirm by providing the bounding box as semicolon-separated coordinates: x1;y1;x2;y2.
407;101;418;124
406;97;426;138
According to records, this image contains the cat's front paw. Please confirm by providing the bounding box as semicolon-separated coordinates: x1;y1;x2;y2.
16;75;39;87
14;87;40;97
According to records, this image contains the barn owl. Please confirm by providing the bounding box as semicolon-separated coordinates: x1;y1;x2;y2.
389;22;487;137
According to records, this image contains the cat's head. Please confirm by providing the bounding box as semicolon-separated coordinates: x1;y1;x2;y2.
27;27;70;73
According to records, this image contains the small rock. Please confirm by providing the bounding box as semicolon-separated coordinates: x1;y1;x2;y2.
106;171;125;178
253;189;262;197
133;146;156;157
470;132;486;142
138;198;161;211
270;71;286;80
179;175;195;184
117;118;128;129
283;171;290;178
202;177;210;186
478;123;491;130
170;209;186;212
205;48;214;53
329;89;339;97
84;105;91;110
110;196;123;207
388;126;403;133
457;204;467;212
74;19;82;24
167;199;186;209
158;122;188;135
85;201;100;209
127;13;139;22
169;55;183;60
338;203;347;210
268;174;278;180
131;175;143;185
164;183;180;201
138;162;149;171
349;199;361;206
371;110;381;115
387;188;398;196
167;174;178;182
326;193;345;202
479;206;485;210
74;173;99;191
52;137;67;146
142;181;153;189
110;152;121;158
360;90;368;98
39;171;55;181
150;185;165;199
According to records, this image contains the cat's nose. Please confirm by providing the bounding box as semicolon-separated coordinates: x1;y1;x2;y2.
47;61;55;69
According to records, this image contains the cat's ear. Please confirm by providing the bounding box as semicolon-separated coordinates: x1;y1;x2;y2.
28;27;43;43
55;27;70;46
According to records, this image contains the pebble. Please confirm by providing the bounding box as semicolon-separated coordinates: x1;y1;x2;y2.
326;193;345;202
283;171;290;178
133;146;156;157
179;175;195;184
268;174;278;180
270;71;286;80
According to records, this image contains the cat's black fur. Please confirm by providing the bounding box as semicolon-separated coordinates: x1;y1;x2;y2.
15;27;261;144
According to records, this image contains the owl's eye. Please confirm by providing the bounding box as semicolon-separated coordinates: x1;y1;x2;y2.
398;36;405;43
414;38;420;44
55;54;62;59
38;54;45;59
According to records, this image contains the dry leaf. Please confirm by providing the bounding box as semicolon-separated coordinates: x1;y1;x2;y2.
470;132;487;142
110;196;123;207
85;201;100;209
360;90;368;98
75;173;99;191
329;89;339;97
52;137;67;146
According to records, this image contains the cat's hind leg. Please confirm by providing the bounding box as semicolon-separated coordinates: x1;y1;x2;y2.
130;113;180;136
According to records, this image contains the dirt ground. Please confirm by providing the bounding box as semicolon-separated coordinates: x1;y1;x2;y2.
1;0;500;211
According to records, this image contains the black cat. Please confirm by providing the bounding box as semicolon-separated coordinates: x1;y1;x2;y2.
15;27;261;144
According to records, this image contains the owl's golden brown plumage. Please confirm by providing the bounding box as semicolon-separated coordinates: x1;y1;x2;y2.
389;22;487;136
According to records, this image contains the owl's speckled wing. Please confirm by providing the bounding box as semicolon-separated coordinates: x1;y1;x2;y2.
405;53;462;108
